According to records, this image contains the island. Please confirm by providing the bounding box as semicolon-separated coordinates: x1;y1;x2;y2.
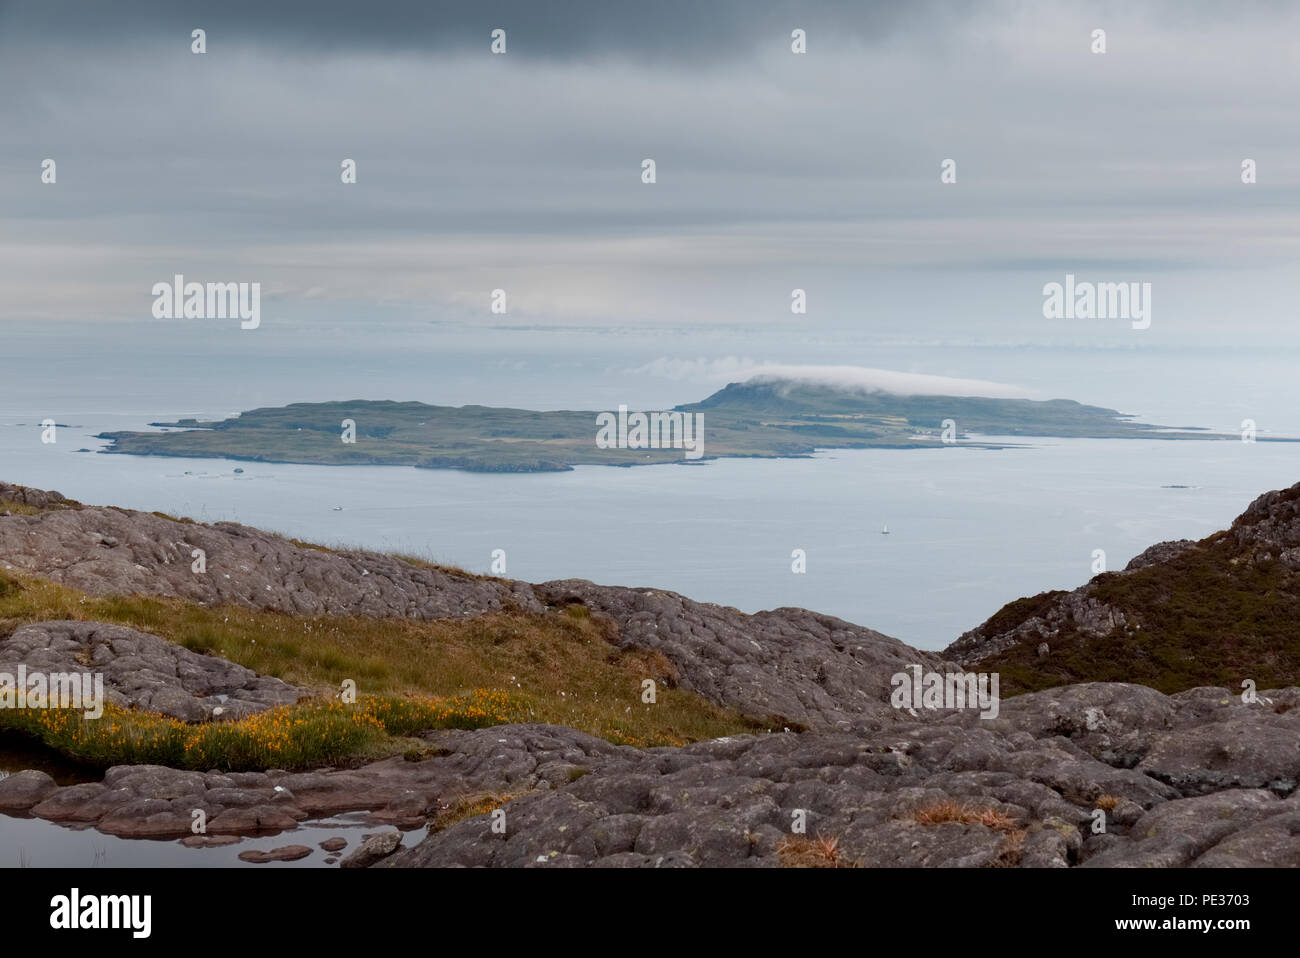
96;377;1248;473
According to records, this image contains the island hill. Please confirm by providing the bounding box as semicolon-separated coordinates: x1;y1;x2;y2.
97;378;1234;473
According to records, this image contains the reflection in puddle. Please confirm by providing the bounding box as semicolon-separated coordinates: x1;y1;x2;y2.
0;809;420;868
0;734;97;786
0;736;420;868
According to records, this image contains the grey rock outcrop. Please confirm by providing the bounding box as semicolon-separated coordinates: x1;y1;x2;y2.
947;592;1128;668
385;682;1300;867
0;483;80;513
339;831;401;868
535;580;953;729
0;491;542;620
0;620;305;721
1124;539;1196;571
0;769;59;812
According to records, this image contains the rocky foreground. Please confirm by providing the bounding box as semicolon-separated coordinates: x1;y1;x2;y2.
2;480;1300;867
3;683;1298;867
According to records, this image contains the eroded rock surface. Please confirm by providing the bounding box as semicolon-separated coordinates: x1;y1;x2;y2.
0;486;542;620
386;685;1300;868
8;684;1295;867
535;580;953;729
0;620;305;721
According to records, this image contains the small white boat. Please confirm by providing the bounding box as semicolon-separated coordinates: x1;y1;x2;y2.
881;524;890;535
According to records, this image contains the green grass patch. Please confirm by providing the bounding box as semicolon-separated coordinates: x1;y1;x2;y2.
0;570;761;755
0;691;525;772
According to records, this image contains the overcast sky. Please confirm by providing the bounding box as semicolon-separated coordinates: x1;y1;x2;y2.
2;0;1297;348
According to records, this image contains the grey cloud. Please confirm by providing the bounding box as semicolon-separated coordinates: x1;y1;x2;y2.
0;0;1296;344
0;0;939;59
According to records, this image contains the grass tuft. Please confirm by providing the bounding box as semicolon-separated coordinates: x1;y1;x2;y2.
0;691;524;771
428;791;526;832
775;834;857;868
908;800;1020;831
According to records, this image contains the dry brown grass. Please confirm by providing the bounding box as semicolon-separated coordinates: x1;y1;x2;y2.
1095;794;1121;810
285;536;334;553
428;791;528;832
775;834;858;868
909;799;1020;831
387;552;494;581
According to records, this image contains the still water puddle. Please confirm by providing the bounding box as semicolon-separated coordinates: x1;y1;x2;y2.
0;737;420;868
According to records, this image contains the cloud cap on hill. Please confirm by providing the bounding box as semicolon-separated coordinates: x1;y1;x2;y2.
638;357;1033;398
742;364;1033;399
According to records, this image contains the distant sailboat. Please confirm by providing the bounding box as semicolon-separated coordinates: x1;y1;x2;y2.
881;523;889;535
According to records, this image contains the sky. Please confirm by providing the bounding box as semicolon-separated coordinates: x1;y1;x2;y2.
1;0;1298;358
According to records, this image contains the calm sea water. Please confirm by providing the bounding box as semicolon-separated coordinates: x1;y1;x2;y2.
1;414;1296;650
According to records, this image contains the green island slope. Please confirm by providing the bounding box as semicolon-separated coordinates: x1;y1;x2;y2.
95;378;1253;473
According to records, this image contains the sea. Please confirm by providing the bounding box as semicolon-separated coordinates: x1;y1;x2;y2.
2;320;1298;653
